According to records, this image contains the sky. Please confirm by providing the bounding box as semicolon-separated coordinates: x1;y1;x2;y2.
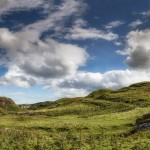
0;0;150;104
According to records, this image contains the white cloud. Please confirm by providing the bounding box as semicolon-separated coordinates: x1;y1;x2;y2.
1;0;150;102
129;19;143;28
0;0;89;86
0;66;36;87
66;26;118;41
0;0;46;17
44;70;150;96
64;18;118;41
114;41;122;46
140;10;150;17
99;70;150;89
105;20;125;30
117;29;150;70
0;0;89;89
52;87;88;99
0;28;88;86
73;19;87;28
25;0;86;34
44;72;103;90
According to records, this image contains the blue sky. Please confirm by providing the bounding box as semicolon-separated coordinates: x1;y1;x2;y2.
0;0;150;104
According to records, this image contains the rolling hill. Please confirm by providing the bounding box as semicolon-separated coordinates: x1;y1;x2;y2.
0;82;150;149
29;82;150;107
20;82;150;116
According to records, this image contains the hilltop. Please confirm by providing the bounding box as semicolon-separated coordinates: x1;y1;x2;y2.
23;82;150;112
0;97;18;112
86;81;150;106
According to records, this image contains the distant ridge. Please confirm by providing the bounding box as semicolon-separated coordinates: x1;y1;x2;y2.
19;82;150;111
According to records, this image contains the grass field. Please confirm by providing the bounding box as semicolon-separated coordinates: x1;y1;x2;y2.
0;82;150;149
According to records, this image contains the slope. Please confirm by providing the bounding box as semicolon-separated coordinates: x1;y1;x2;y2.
0;97;19;112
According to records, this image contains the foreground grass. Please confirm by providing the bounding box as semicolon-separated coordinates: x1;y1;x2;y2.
0;128;150;150
0;107;150;149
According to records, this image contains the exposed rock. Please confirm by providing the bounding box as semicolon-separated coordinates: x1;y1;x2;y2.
0;97;16;108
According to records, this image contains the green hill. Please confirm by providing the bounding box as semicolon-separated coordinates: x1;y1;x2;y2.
22;82;150;117
27;97;83;110
87;81;150;107
26;82;150;108
0;82;150;149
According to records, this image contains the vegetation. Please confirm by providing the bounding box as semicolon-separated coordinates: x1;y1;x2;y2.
0;97;19;112
0;82;150;149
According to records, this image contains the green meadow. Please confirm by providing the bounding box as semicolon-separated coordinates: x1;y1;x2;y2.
0;82;150;149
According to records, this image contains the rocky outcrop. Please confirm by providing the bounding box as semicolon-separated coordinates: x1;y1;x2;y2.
136;122;150;131
0;97;18;111
0;97;16;108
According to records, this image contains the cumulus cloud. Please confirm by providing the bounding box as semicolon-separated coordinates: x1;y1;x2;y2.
44;70;150;96
44;72;103;91
2;68;138;100
126;46;150;69
1;0;150;101
105;20;125;30
52;87;88;99
0;0;118;92
0;66;36;87
0;28;88;83
117;29;150;70
129;19;143;28
0;0;89;88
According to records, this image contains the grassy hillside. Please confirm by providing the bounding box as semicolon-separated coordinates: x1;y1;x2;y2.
20;82;150;117
0;82;150;149
25;82;150;110
87;82;150;107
